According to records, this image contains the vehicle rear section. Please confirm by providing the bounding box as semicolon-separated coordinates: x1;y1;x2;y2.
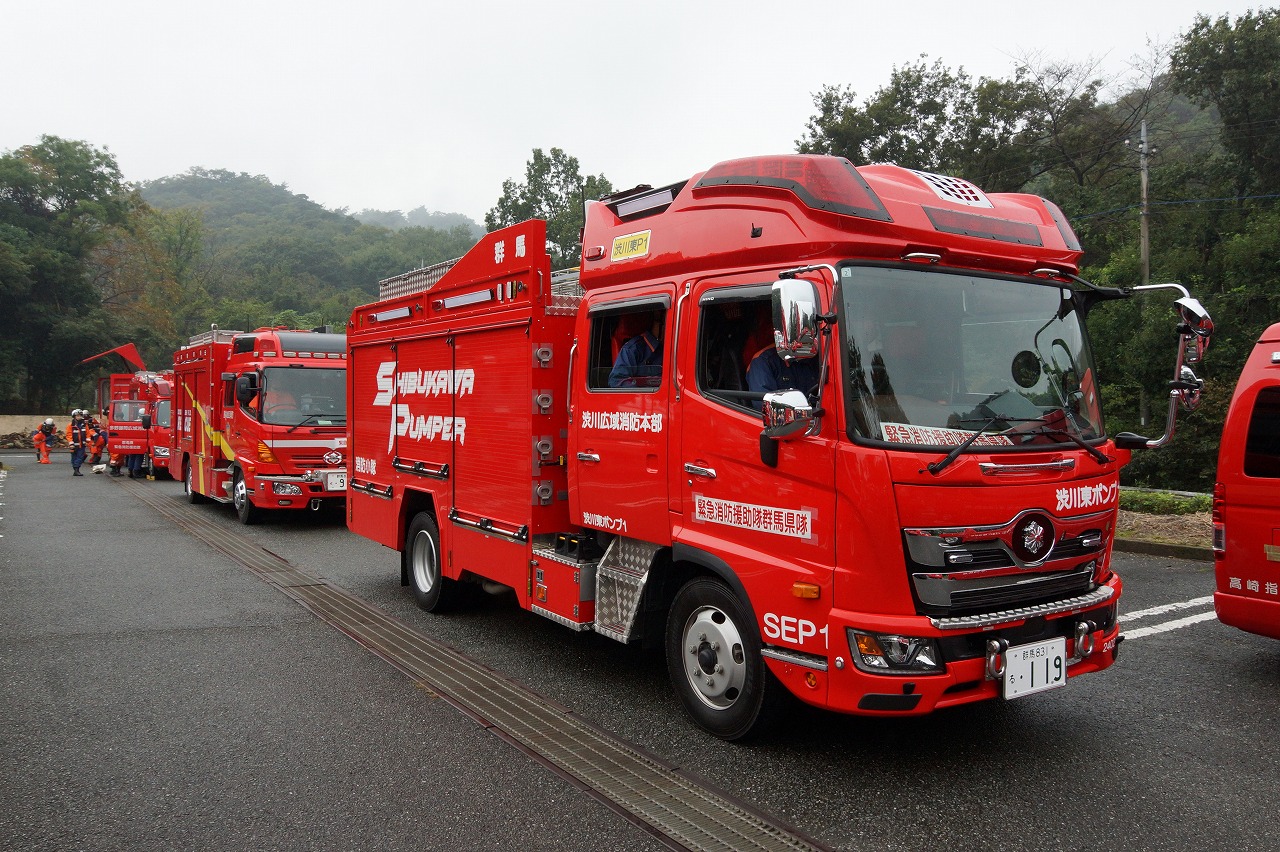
1213;324;1280;640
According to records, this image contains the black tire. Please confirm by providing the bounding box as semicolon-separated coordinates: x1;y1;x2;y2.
232;469;261;525
184;461;209;504
665;576;785;741
405;512;451;611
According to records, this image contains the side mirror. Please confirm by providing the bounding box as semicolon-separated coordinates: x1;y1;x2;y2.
1125;283;1213;448
771;279;821;362
759;390;821;467
235;374;258;406
140;413;152;430
1175;296;1212;364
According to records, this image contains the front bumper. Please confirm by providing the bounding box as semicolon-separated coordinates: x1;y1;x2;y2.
763;574;1122;715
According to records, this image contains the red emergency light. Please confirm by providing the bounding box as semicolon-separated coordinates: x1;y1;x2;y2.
694;155;892;222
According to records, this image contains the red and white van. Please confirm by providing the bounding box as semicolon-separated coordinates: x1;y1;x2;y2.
1213;322;1280;639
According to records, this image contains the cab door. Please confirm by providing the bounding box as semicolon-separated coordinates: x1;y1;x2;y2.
674;280;837;652
568;290;674;545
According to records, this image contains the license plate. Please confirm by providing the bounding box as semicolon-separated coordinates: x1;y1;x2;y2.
1003;637;1067;700
325;472;347;491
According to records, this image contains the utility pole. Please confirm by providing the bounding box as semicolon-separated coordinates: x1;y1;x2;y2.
1130;120;1156;425
1138;119;1152;288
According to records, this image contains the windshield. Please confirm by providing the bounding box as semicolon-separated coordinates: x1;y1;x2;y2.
840;265;1104;449
260;367;347;426
111;400;146;423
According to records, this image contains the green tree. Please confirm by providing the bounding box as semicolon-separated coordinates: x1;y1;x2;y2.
1171;9;1280;195
797;58;1045;190
485;148;613;269
0;136;139;410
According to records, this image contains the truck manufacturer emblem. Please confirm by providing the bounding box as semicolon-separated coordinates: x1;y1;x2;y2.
1012;514;1054;563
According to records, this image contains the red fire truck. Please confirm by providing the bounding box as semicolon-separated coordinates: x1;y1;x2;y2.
1213;322;1280;640
170;326;348;524
346;155;1212;739
129;370;175;477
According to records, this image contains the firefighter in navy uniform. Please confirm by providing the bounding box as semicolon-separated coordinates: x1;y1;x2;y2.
608;315;664;388
66;410;89;476
746;346;820;410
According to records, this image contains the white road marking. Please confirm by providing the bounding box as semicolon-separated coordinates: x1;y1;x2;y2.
1123;595;1214;622
1123;611;1218;640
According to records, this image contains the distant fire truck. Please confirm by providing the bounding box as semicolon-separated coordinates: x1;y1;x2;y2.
346;155;1212;739
130;370;175;477
170;326;348;523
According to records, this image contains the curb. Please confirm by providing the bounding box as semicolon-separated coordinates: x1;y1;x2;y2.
1113;537;1213;563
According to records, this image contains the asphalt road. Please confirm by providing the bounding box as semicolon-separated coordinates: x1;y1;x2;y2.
3;453;1277;851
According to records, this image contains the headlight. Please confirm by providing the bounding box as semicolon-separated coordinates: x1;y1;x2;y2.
272;482;303;496
848;629;943;675
153;447;170;458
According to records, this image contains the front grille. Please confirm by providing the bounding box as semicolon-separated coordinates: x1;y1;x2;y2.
946;568;1094;614
903;508;1112;619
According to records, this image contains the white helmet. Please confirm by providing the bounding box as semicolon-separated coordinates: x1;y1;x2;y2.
44;418;54;426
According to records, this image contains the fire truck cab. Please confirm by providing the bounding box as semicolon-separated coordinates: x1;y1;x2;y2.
347;155;1211;739
1213;322;1280;639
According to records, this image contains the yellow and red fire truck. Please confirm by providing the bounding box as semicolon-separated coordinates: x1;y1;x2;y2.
345;155;1211;739
170;326;348;524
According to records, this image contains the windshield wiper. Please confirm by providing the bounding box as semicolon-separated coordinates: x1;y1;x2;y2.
1024;425;1112;465
927;417;1001;476
951;413;1113;465
286;413;346;433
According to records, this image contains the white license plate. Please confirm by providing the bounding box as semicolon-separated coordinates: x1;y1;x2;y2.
325;472;347;491
1003;637;1067;699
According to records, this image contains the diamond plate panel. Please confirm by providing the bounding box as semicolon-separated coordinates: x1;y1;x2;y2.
593;537;659;642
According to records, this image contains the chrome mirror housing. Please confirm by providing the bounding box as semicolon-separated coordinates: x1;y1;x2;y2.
762;389;820;440
771;279;820;362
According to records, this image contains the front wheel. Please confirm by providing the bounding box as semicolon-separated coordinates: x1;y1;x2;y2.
232;469;261;525
405;512;452;611
665;576;785;741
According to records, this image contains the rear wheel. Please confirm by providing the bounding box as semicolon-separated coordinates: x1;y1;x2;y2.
184;461;208;504
665;576;785;741
405;512;452;611
232;469;261;525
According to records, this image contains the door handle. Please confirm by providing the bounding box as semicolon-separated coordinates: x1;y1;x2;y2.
684;462;717;479
577;452;601;463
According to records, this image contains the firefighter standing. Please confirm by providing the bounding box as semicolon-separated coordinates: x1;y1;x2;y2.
32;418;57;463
66;410;89;476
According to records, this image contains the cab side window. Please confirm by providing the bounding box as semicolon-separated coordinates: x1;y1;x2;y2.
1244;387;1280;477
587;305;667;391
696;294;773;410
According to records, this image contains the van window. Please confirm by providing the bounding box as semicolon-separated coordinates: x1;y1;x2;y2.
1244;386;1280;477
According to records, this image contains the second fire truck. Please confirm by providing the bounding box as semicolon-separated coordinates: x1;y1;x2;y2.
170;326;349;523
346;155;1212;739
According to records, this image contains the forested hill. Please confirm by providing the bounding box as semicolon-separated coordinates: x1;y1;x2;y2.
137;167;483;336
143;168;361;234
